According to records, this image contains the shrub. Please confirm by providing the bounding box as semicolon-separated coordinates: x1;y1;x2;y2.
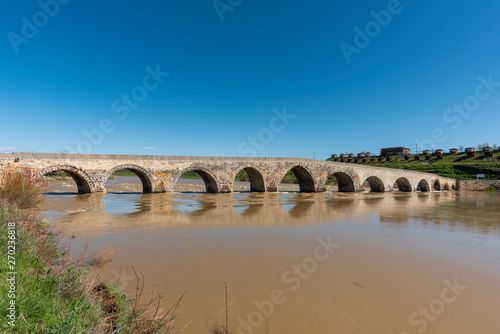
0;170;47;208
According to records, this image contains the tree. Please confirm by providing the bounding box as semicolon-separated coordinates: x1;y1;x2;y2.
459;146;464;152
477;143;489;151
493;144;498;150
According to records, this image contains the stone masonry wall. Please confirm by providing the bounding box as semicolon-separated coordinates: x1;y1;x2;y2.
457;180;500;191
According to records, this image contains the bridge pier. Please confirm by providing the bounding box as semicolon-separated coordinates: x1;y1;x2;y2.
219;183;232;193
92;182;107;194
266;180;278;193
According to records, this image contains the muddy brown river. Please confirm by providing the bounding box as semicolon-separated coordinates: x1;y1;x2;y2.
38;176;500;334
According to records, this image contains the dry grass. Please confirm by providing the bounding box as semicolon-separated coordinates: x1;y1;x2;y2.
89;246;116;268
56;242;186;333
0;169;47;208
55;236;187;333
214;283;236;334
112;266;187;334
214;283;270;334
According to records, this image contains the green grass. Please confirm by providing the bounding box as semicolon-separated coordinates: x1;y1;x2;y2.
482;186;499;193
280;171;298;184
0;206;103;333
111;169;140;177
178;171;203;180
328;152;500;180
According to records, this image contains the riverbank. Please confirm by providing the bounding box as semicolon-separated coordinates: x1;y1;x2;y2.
0;203;105;332
0;171;182;333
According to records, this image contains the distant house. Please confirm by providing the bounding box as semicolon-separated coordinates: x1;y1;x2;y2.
483;146;493;152
348;153;355;158
381;147;410;156
365;152;372;157
435;149;445;155
357;153;365;158
339;154;346;158
331;154;338;158
423;150;432;155
465;147;476;157
449;148;459;154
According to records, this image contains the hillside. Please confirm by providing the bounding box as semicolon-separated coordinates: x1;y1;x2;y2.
328;152;500;180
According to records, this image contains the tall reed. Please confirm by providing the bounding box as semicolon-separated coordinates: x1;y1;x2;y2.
0;170;47;208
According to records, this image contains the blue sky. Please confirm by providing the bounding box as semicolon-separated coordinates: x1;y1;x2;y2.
1;0;500;159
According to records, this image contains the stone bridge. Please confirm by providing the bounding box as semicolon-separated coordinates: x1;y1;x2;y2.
0;153;457;194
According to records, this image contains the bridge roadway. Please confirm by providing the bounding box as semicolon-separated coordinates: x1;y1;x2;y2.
0;152;456;194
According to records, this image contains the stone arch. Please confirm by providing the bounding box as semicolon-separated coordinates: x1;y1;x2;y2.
232;166;266;192
452;183;457;191
363;176;385;192
326;172;355;192
433;179;441;191
417;179;430;192
394;177;412;192
280;165;316;193
104;164;154;193
443;183;450;191
38;165;93;194
175;166;220;193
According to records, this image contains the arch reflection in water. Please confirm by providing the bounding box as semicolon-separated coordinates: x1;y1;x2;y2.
278;193;316;218
39;191;500;237
232;192;266;217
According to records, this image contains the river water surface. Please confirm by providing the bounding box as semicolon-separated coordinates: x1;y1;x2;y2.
38;176;500;334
